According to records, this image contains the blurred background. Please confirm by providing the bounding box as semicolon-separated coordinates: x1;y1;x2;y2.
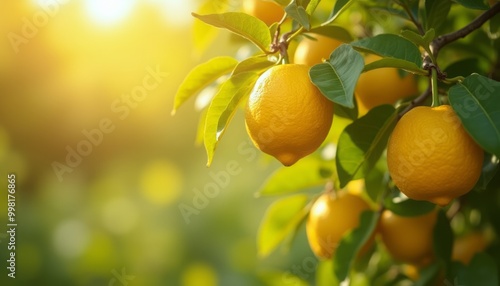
0;1;320;285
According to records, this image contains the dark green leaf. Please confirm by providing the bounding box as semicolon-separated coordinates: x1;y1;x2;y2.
204;72;259;166
425;0;451;30
414;262;442;286
474;152;499;191
309;44;364;108
490;10;500;36
336;105;398;188
351;34;422;67
449;254;499;286
232;56;275;75
257;195;310;257
285;1;311;30
384;190;436;216
192;12;272;52
365;168;386;203
444;58;483;78
449;74;500;157
333;210;380;282
334;99;358;120
256;157;328;196
363;58;426;75
326;0;354;24
454;0;489;10
401;29;435;48
308;25;354;43
433;210;453;267
173;56;238;114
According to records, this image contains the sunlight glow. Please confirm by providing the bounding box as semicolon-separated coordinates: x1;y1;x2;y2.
84;0;136;26
149;0;194;25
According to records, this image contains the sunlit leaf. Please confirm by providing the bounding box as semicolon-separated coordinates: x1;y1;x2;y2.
192;12;272;52
336;105;398;188
449;74;500;157
401;29;435;48
310;44;364;108
286;1;311;30
326;0;355;24
425;0;451;30
316;260;339;286
333;210;379;282
306;0;322;14
257;157;329;196
195;109;208;146
257;195;310;257
351;34;422;67
204;72;259;166
232;56;276;75
172;56;238;114
308;25;354;43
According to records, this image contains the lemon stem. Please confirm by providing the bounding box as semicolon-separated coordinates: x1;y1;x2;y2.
431;68;440;107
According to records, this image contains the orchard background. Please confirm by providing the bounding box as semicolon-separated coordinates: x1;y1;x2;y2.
1;0;500;285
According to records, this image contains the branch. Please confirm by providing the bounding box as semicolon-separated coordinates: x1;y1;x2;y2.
398;86;431;118
431;3;500;56
400;2;425;35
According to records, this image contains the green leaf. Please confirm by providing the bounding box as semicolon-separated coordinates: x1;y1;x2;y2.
363;58;426;75
365;168;385;203
305;0;322;14
308;25;354;43
309;44;364;108
351;34;422;67
334;99;358;121
286;1;311;30
257;157;329;196
316;260;339;286
192;12;272;52
474;152;499;191
326;0;354;24
444;58;483;78
232;56;275;75
454;0;489;10
204;72;259;166
172;56;238;114
384;190;436;216
257;195;310;257
490;11;500;36
425;0;451;31
449;74;500;157
414;262;442;286
401;29;435;49
333;210;379;282
449;254;499;286
433;210;453;267
336;105;398;188
272;0;290;6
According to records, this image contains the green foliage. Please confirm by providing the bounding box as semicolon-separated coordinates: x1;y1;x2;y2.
179;0;500;284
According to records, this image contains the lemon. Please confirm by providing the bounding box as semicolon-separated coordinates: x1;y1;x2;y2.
245;64;334;166
387;105;484;206
293;33;343;67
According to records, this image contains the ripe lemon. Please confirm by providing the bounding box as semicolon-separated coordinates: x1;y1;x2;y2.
452;231;489;264
379;210;437;265
387;105;484;206
242;0;285;26
355;54;418;114
293;34;344;67
245;64;334;166
306;191;373;259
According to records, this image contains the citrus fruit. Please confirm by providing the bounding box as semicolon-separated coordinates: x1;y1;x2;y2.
243;0;285;26
387;105;484;206
306;191;373;259
452;231;489;264
379;209;437;265
245;64;334;166
355;54;418;114
293;34;343;67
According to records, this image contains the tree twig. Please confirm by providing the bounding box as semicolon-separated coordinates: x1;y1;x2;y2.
431;3;500;57
400;1;425;35
398;86;431;118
